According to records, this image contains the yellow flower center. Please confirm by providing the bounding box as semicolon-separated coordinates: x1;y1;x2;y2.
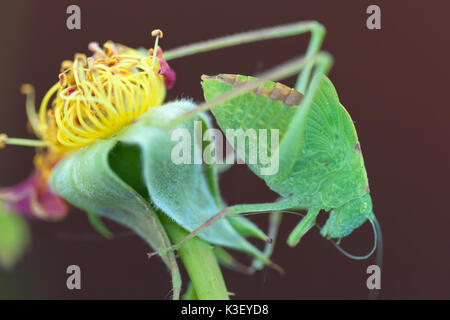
37;41;166;151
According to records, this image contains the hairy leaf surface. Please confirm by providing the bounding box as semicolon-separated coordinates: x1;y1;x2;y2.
51;101;266;263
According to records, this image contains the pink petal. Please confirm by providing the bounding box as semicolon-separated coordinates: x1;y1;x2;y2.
156;48;176;89
0;171;67;220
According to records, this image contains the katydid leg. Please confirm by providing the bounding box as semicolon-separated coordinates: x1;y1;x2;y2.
287;207;320;246
295;23;326;93
163;21;325;64
230;197;303;215
251;211;283;270
170;197;299;250
163;21;326;93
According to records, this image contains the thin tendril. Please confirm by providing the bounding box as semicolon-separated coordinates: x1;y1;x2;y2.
150;29;162;70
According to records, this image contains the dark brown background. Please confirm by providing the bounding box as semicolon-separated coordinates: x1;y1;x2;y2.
0;0;448;299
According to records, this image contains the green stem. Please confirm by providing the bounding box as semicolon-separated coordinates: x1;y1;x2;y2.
161;217;229;300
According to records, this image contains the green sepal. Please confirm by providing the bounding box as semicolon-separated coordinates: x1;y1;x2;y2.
86;211;112;239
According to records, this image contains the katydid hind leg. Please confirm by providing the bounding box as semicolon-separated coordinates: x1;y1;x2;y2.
295;22;326;93
163;20;328;94
164;21;327;94
164;21;326;62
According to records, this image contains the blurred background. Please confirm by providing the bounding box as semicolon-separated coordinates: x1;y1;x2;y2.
0;0;448;299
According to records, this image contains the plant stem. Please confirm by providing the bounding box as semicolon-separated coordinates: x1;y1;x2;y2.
161;217;229;300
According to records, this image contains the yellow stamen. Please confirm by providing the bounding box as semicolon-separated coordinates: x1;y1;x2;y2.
150;29;163;70
0;133;7;148
21;84;41;135
36;39;167;151
0;134;48;148
151;29;163;39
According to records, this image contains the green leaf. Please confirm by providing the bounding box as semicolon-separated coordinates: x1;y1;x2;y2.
50;100;268;297
0;204;30;270
51;137;182;299
118;100;266;258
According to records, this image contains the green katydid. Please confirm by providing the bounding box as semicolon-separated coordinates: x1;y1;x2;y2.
201;73;378;247
161;21;381;261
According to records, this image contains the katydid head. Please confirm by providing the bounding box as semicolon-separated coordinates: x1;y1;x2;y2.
320;193;373;239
